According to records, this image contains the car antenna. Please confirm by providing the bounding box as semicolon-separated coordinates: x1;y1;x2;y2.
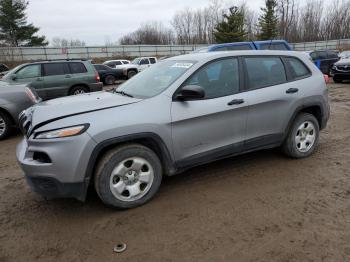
250;39;257;50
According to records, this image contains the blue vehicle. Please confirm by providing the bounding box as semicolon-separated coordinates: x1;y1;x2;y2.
194;40;292;53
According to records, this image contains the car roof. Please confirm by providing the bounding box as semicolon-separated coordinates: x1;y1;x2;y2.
168;50;309;62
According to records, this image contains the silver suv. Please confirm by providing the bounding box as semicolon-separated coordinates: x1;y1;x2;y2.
16;51;330;209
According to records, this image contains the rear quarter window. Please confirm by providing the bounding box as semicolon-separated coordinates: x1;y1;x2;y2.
284;57;311;80
69;62;87;74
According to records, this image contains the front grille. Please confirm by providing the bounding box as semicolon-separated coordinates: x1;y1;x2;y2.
336;65;350;72
18;111;32;137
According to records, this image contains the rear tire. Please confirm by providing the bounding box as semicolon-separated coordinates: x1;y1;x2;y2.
69;86;88;95
104;75;116;85
0;111;12;140
127;70;137;79
94;144;162;209
282;113;319;158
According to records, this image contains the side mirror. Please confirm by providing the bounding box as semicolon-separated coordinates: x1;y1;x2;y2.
11;74;17;80
176;85;205;101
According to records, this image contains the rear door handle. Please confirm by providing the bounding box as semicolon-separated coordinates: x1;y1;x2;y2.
228;99;244;106
65;75;72;78
36;77;43;81
286;88;299;94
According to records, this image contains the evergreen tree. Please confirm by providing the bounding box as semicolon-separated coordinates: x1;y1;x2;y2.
258;0;278;40
0;0;47;46
214;6;247;43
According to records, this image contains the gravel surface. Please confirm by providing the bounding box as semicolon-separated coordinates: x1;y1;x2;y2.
0;82;350;262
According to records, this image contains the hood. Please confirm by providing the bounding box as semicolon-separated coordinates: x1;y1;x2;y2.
29;91;141;128
335;58;350;66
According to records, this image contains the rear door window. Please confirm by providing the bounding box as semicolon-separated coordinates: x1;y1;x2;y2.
284;57;311;80
149;58;157;64
69;62;87;74
244;57;287;89
43;63;69;76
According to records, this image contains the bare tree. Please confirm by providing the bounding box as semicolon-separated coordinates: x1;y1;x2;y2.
299;0;323;42
320;0;350;40
51;37;86;47
277;0;298;41
119;21;174;45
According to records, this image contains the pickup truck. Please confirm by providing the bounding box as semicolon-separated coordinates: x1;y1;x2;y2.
116;57;157;79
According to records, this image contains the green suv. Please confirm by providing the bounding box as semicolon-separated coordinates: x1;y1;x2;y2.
1;60;103;100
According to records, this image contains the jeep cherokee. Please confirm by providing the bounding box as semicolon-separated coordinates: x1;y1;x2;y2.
16;51;330;209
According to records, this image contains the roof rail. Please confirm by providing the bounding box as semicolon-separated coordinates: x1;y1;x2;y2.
34;58;91;62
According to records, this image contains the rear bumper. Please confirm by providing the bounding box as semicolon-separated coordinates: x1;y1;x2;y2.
89;82;103;92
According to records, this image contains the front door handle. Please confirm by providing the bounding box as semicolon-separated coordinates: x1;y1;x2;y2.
36;77;43;81
65;75;72;78
228;99;244;106
286;88;299;94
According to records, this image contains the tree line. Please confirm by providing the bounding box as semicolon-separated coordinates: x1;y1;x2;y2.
119;0;350;45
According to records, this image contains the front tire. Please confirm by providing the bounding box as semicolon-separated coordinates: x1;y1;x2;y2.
127;70;137;79
94;144;162;209
282;113;319;158
0;111;12;140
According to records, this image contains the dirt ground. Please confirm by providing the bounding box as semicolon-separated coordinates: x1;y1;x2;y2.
1;82;350;262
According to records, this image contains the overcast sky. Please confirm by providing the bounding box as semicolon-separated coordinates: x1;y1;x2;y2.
26;0;329;46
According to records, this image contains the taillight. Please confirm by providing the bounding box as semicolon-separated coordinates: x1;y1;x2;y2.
323;74;329;84
95;71;100;82
25;87;39;103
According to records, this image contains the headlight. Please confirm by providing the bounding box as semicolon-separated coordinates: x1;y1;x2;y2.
35;124;89;139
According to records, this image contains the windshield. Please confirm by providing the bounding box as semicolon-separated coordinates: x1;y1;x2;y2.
1;65;21;80
132;58;141;64
117;60;196;98
339;51;350;59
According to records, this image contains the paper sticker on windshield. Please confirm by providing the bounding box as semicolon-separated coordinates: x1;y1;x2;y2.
172;63;193;69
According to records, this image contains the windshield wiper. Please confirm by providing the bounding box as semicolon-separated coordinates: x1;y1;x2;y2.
114;90;134;98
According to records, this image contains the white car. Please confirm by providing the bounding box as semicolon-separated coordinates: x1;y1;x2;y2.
116;57;157;79
103;60;130;68
338;51;350;60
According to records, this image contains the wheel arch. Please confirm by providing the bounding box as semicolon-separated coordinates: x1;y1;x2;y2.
0;107;15;126
68;84;90;94
284;102;325;141
85;132;176;191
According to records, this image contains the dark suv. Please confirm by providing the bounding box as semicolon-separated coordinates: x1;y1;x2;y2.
307;50;339;75
1;60;103;100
